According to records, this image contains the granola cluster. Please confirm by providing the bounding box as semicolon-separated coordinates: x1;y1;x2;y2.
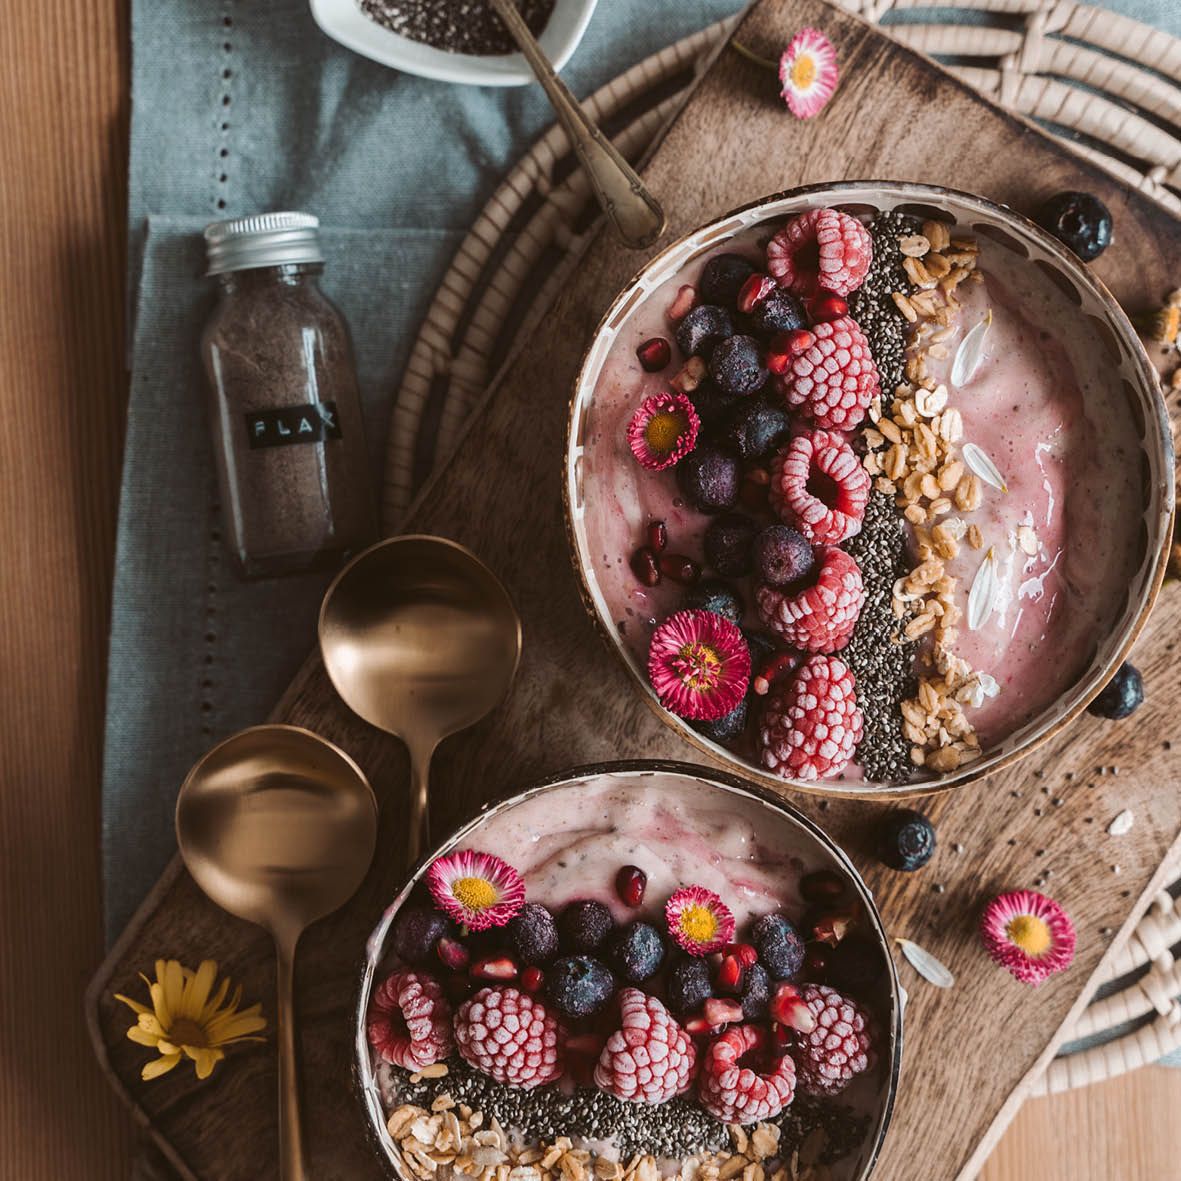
386;1086;833;1181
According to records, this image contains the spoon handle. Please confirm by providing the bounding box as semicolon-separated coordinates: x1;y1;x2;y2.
407;742;435;867
276;933;308;1181
487;0;666;250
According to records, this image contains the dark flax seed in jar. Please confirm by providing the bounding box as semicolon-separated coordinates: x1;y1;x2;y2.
200;212;377;579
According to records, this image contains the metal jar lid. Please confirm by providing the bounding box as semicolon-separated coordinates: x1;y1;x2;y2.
203;211;325;276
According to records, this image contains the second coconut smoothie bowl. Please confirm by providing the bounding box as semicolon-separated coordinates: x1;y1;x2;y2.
356;763;902;1181
564;182;1173;798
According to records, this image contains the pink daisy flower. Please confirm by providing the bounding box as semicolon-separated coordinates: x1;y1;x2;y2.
626;392;700;471
426;850;525;931
647;609;751;721
779;28;840;119
979;890;1077;986
665;886;736;956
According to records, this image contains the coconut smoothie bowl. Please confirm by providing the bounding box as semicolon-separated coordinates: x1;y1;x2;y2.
564;182;1173;797
356;763;902;1181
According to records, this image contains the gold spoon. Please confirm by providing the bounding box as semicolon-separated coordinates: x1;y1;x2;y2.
318;534;522;866
175;724;378;1181
486;0;666;249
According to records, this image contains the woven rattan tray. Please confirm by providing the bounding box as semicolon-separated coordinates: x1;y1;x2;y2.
381;3;1181;1092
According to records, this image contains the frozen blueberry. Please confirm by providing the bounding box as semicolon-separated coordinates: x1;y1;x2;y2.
682;579;743;626
392;906;448;964
750;286;806;335
1036;191;1113;262
676;305;734;359
740;962;771;1020
667;956;713;1014
704;514;758;578
828;936;884;993
558;899;614;953
677;445;739;514
1087;661;1143;720
709;334;768;397
754;525;814;588
693;699;748;744
718;397;792;460
753;912;805;980
700;253;757;307
879;809;936;871
507;902;559;965
546;955;616;1019
605;921;666;983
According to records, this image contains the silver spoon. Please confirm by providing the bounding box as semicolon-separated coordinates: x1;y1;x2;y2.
487;0;666;249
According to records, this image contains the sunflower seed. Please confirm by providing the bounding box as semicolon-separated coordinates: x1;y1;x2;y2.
963;442;1008;492
1108;809;1134;836
896;937;955;988
950;309;992;387
968;547;999;631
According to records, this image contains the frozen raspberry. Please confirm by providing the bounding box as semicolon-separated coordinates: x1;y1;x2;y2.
756;548;863;654
698;1024;796;1123
759;655;863;781
771;430;871;545
367;970;453;1070
766;208;872;298
793;984;873;1096
454;986;564;1089
594;988;696;1104
779;316;879;431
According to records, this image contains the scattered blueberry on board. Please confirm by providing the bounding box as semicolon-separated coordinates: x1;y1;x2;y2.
1035;191;1113;262
1087;661;1143;720
878;809;936;871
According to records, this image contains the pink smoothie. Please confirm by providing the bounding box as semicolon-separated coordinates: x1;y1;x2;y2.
573;222;1141;779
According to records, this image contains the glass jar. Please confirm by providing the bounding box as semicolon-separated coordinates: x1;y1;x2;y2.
200;212;377;579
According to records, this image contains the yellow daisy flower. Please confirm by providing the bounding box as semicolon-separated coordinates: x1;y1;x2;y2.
115;959;266;1081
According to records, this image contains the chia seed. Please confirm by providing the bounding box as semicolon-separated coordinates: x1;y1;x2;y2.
848;211;920;394
360;0;555;56
843;491;917;782
387;1057;867;1164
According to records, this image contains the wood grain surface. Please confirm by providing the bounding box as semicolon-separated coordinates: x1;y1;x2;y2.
83;2;1181;1179
3;0;1179;1178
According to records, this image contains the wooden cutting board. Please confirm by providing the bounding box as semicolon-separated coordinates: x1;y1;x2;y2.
87;2;1181;1178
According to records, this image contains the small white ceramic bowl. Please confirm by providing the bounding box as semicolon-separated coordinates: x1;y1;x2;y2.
310;0;599;87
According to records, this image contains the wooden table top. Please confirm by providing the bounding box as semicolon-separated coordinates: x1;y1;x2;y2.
4;0;1180;1177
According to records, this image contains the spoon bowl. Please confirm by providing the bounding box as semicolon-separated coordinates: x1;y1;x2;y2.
177;724;378;1181
318;534;521;863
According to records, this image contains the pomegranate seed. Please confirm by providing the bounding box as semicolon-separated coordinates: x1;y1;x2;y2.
724;942;759;968
800;869;847;905
770;1021;795;1056
636;336;672;372
737;273;777;314
647;521;668;554
436;936;470;971
810;292;848;323
684;1015;714;1037
803;944;831;981
471;956;518;981
752;650;802;696
703;997;744;1027
770;982;816;1032
520;965;544;993
659;553;700;584
670;355;707;394
766;329;815;375
667;285;697;322
616;864;648;908
716;954;743;994
812;912;853;947
630;546;661;587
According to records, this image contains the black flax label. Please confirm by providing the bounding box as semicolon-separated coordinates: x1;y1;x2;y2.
245;402;342;449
